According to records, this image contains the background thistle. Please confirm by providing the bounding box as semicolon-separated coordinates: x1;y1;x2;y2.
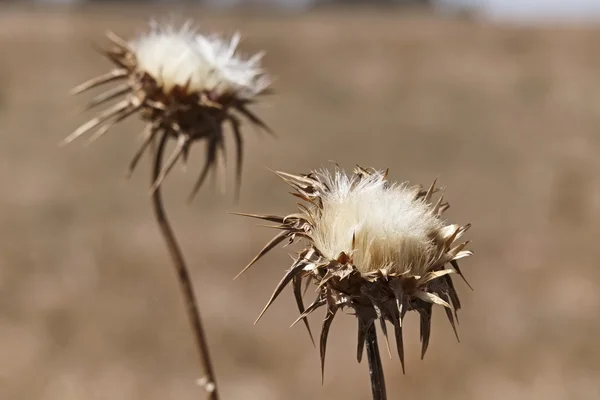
66;21;271;198
237;165;473;399
66;21;272;400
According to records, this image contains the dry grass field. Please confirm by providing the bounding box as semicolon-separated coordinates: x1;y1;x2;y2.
1;4;600;399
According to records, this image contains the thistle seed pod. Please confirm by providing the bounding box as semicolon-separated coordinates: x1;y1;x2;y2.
66;21;271;197
237;166;473;379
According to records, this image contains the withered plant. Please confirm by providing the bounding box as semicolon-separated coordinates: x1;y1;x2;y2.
236;166;473;400
66;21;271;400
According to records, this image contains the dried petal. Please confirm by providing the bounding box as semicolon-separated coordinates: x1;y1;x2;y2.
255;262;305;324
320;307;338;383
292;275;315;346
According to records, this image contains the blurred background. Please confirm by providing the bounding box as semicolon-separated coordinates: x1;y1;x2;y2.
2;0;600;399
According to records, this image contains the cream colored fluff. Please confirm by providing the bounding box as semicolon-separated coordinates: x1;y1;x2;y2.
310;169;443;275
130;22;270;98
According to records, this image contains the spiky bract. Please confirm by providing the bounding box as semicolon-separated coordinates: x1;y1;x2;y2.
237;166;473;379
66;22;271;198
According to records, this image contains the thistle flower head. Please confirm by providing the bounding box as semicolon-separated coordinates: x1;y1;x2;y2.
237;166;473;378
309;168;444;275
66;21;271;197
131;23;269;98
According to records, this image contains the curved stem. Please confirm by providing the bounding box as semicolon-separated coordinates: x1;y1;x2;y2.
366;323;387;400
152;133;220;400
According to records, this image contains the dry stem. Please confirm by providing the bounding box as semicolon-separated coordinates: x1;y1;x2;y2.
366;323;387;400
152;132;220;400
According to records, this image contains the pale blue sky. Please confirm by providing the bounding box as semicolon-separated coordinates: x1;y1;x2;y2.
439;0;600;21
33;0;600;22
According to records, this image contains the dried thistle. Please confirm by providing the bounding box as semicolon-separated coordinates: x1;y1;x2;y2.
237;165;473;383
64;21;273;400
66;21;271;197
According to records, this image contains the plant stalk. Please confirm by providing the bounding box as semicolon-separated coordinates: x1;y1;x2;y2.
366;323;387;400
152;132;220;400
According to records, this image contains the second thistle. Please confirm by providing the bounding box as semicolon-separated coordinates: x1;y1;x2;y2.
237;166;473;379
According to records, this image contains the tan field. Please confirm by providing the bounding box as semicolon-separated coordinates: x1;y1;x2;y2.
1;4;600;399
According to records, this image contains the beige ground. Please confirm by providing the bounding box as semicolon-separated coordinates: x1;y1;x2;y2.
1;4;600;400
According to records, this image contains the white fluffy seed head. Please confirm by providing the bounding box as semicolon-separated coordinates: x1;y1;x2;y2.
310;169;444;276
130;22;270;98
